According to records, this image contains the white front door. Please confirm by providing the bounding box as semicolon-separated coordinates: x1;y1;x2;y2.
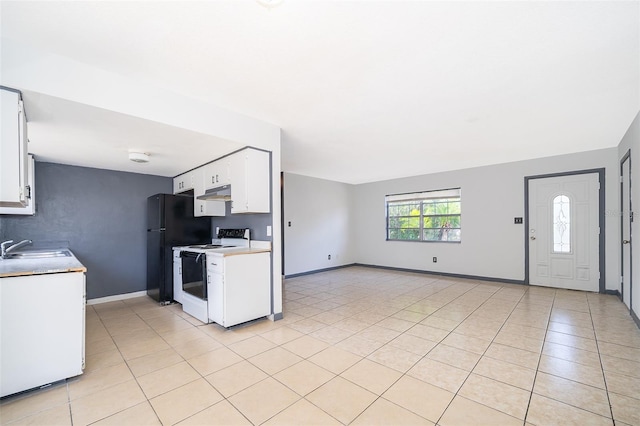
621;156;632;309
528;173;600;292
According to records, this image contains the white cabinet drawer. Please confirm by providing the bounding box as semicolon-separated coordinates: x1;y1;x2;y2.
206;254;224;274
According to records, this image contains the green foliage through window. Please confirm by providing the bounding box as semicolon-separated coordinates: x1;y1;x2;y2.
386;188;461;242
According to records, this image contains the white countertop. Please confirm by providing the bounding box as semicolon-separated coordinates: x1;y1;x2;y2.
0;249;86;278
173;240;272;257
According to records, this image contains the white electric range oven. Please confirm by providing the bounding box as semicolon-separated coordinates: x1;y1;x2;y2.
177;229;250;323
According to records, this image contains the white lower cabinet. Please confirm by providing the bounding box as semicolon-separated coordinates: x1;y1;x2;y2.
1;272;85;397
207;251;271;327
172;249;183;304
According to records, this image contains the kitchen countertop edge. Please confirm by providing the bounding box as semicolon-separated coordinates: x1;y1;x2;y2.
0;250;87;278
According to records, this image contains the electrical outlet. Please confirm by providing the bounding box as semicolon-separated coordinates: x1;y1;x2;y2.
514;217;523;224
266;225;272;236
433;257;437;263
328;254;331;260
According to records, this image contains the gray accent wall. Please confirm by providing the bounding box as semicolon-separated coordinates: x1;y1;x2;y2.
211;202;273;241
0;161;171;299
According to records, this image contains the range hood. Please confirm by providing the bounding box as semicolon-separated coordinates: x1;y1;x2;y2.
196;185;231;201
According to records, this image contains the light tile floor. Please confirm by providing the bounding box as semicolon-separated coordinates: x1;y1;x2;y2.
2;266;640;425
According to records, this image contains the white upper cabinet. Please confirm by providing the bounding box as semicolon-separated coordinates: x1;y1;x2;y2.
193;167;225;217
173;146;271;216
173;170;195;194
0;154;35;215
0;87;29;208
228;148;270;214
204;159;230;189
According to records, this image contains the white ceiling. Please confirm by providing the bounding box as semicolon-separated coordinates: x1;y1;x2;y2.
2;1;639;184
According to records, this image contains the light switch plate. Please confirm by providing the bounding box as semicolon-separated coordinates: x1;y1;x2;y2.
267;225;272;236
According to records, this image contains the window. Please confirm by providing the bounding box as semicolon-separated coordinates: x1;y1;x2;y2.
386;188;461;242
553;194;571;253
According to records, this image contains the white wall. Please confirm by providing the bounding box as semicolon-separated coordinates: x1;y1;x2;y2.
352;148;619;289
617;111;640;317
283;173;355;276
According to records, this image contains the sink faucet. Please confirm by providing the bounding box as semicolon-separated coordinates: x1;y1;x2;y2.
1;240;33;259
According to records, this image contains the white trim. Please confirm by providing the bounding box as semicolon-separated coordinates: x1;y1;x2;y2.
86;291;147;305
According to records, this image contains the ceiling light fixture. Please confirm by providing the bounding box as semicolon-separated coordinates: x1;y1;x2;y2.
256;0;284;9
129;152;150;163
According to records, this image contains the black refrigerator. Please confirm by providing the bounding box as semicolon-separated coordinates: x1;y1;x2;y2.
147;194;212;303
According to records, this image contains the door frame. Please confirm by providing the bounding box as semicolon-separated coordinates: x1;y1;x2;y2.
524;168;606;293
620;150;632;308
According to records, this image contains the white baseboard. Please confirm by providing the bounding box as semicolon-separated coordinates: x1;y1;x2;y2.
87;290;147;305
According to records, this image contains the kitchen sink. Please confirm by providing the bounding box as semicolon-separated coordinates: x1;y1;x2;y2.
5;250;72;259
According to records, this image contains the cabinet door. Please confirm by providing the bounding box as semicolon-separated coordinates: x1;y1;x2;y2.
207;272;224;325
229;148;270;214
218;159;231;186
194;167;225;217
203;163;218;189
245;149;270;213
204;159;230;189
0;89;28;207
174;171;195;194
173;252;183;303
0;154;35;215
173;174;187;194
224;252;271;326
206;254;224;324
228;151;248;213
173;175;182;194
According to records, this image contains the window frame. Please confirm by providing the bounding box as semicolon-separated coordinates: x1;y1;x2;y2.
385;187;462;243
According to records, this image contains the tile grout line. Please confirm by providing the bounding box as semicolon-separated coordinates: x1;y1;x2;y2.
522;288;556;425
524;292;617;424
586;293;616;424
433;282;532;425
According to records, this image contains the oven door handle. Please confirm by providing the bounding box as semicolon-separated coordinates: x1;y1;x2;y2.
198;254;208;299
